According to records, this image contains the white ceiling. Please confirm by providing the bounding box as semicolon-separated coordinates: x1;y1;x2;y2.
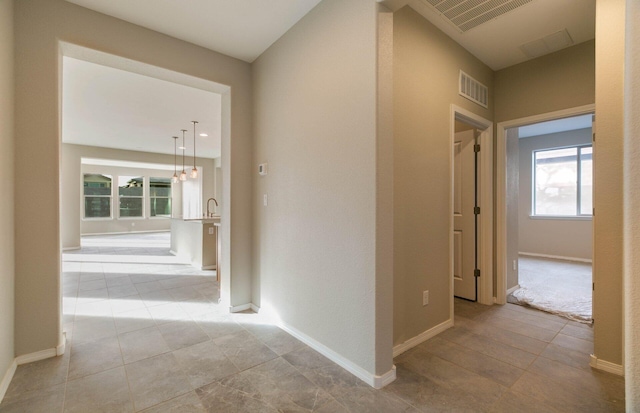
62;56;222;159
65;0;323;63
384;0;595;70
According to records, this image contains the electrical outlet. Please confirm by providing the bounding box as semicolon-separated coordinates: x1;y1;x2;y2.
208;227;214;235
263;194;268;206
422;290;429;306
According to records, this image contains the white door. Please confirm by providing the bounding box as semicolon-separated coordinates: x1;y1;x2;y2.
453;129;477;300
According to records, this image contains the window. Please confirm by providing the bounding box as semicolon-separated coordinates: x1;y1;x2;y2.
149;177;172;217
84;174;112;218
118;176;144;218
533;145;592;217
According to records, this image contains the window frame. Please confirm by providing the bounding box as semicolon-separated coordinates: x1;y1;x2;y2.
531;144;593;219
83;173;113;220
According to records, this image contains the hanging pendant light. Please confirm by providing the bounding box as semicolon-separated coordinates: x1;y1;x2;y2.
190;121;199;179
171;136;179;183
179;129;188;181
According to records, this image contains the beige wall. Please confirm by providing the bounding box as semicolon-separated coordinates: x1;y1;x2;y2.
594;0;625;367
252;0;392;378
14;0;252;356
61;144;216;246
624;0;640;404
518;129;593;261
494;41;595;123
393;6;493;346
0;0;15;389
505;129;519;290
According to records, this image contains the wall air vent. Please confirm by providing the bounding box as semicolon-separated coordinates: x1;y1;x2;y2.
459;71;488;108
422;0;534;32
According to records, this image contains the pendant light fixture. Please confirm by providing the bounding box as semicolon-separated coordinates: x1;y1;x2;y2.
171;136;179;183
190;121;199;179
179;129;187;181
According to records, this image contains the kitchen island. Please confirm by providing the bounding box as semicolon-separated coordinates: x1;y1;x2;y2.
170;217;220;271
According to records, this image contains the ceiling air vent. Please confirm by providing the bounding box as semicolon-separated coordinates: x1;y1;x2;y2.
459;71;488;108
422;0;534;32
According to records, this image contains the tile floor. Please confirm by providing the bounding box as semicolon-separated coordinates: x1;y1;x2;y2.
0;233;625;412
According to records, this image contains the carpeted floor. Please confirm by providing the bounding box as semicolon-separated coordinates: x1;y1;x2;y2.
508;256;592;323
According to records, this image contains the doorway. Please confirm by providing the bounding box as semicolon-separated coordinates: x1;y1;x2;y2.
496;105;595;323
449;105;493;318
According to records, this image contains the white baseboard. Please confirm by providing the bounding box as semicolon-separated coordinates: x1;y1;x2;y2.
393;318;454;358
201;265;217;271
15;348;57;366
590;355;624;376
57;332;66;356
507;284;520;295
519;252;592;263
81;229;169;236
0;359;17;404
228;302;261;313
276;320;396;389
62;246;81;251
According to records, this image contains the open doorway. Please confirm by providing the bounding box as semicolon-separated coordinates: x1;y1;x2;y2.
497;107;594;323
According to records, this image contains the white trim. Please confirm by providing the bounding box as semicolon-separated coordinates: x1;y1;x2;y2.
496;104;596;305
62;246;81;251
276;320;397;389
80;229;169;237
0;359;17;404
519;252;592;264
57;332;66;356
506;284;520;295
392;318;454;358
201;265;217;271
15;348;57;365
590;354;624;376
250;304;260;313
450;105;494;310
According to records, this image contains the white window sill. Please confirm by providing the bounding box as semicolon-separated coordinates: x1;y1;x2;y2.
529;215;592;221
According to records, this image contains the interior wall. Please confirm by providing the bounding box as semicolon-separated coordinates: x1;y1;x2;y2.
505;129;519;290
624;0;640;404
0;0;15;391
593;0;625;367
518;128;593;261
15;0;252;356
252;0;390;378
494;41;595;123
393;6;493;346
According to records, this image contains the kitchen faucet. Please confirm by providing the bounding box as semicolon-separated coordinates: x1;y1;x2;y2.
206;198;218;217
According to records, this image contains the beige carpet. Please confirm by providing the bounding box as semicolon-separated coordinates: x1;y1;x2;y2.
508;256;592;323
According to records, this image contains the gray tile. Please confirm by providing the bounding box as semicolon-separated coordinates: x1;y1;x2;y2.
119;325;170;364
68;335;123;380
126;353;193;411
218;357;337;412
139;391;206;413
78;279;107;292
193;312;245;340
114;307;157;334
147;303;189;324
480;314;558;342
213;330;279;371
135;280;166;294
489;390;560;413
0;383;65;413
157;320;209;351
540;342;593;371
560;323;594;341
4;355;69;398
455;315;549;355
72;316;117;345
242;324;305;356
551;333;594;354
418;336;525;387
108;283;140;299
172;340;239;388
195;381;279;413
64;367;132;413
439;325;537;369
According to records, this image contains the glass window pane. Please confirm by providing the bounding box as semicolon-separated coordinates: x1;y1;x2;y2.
119;197;143;217
150;198;172;217
118;176;144;197
83;174;112;196
84;197;111;218
150;178;171;197
580;147;593;215
534;147;578;216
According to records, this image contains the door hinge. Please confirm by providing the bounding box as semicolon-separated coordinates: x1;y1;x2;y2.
474;269;481;278
474;206;480;215
593;282;595;291
474;144;481;153
592;133;595;142
593;208;595;216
